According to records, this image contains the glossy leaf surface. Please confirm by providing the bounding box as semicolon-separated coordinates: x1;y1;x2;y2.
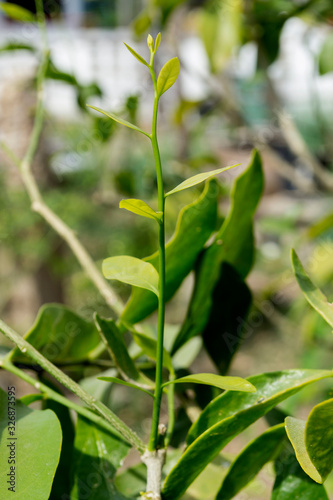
87;105;150;137
172;149;263;353
0;2;35;22
70;416;131;500
165;164;238;197
292;250;333;328
157;57;180;96
162;370;333;500
123;42;148;66
119;198;161;222
98;376;154;397
121;179;219;324
162;373;256;392
102;255;159;297
306;399;333;482
217;423;286;500
9;304;101;364
0;388;62;500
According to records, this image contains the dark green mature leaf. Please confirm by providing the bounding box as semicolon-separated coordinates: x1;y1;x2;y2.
70;416;131;500
94;315;153;388
217;424;286;500
202;262;252;374
306;399;333;482
162;370;333;500
102;255;159;297
172;149;263;353
272;447;329;500
121;179;219;325
0;2;35;22
8;304;101;364
162;373;256;392
157;57;180;97
318;33;333;75
292;250;333;328
0;388;62;500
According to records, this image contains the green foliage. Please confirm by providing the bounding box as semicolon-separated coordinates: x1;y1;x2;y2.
0;2;36;22
87;105;150;137
119;198;162;222
318;33;333;75
162;373;256;392
156;57;180;97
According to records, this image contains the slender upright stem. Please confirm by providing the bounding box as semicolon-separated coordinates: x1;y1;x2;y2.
148;60;166;452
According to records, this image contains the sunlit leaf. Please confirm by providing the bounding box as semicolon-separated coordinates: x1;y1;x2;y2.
98;376;154;398
0;3;36;22
162;373;256;392
292;250;333;328
119;198;161;222
157;57;180;97
306;399;333;482
124;42;149;66
165;164;239;197
87;105;150;137
154;32;161;52
102;255;159;297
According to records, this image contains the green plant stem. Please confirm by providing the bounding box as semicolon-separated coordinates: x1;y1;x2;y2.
148;60;166;452
0;318;145;452
165;374;176;447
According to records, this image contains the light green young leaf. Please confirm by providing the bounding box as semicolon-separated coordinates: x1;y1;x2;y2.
292;250;333;328
86;105;150;138
124;42;149;66
165;164;239;197
157;57;180;97
162;373;256;392
102;255;159;297
154;32;161;52
147;34;154;52
119;198;162;222
98;376;154;398
306;399;333;482
0;3;36;22
285;417;322;483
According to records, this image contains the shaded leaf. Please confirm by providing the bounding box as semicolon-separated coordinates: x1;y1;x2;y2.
172;149;263;353
0;388;62;500
121;179;219;325
98;376;154;398
306;399;333;482
8;304;101;364
217;423;286;500
292;250;333;328
123;42;148;66
87;105;150;138
0;3;35;22
157;57;180;97
19;393;45;405
161;370;333;500
119;198;161;222
162;373;256;392
318;33;333;75
129;327;173;373
165;164;238;197
102;255;159;297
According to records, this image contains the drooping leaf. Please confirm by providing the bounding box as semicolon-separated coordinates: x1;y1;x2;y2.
216;423;286;500
119;198;161;222
292;250;333;329
128;327;173;373
123;42;148;66
202;262;252;374
272;446;329;500
102;255;159;297
162;373;256;392
165;164;239;197
285;417;322;483
70;416;131;500
172;149;263;353
86;105;150;138
161;370;333;500
121;179;219;325
0;2;36;22
157;57;180;97
94;315;153;388
98;376;154;398
318;33;333;75
8;304;101;364
306;399;333;482
0;388;62;500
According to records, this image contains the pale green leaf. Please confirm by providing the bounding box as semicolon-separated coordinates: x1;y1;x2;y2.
119;198;162;222
98;376;154;398
157;57;180;97
102;255;159;297
86;105;150;137
0;3;36;22
162;373;256;392
292;250;333;328
306;399;333;482
124;42;149;66
285;417;322;483
154;32;161;52
165;164;239;197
